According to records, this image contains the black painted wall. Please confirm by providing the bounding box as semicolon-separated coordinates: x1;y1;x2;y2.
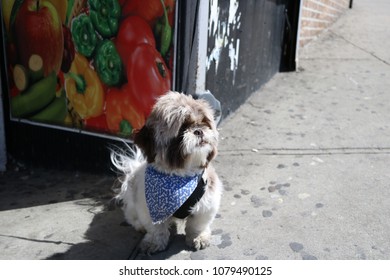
206;0;288;117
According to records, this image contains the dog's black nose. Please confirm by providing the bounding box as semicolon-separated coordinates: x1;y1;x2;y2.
194;129;203;137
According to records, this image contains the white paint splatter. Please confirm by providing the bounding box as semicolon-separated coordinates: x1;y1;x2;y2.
228;0;239;35
209;0;220;37
207;0;241;85
229;39;240;84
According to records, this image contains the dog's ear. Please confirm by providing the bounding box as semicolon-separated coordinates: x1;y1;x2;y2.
133;125;156;163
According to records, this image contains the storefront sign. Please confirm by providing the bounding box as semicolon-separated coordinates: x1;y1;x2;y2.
1;0;175;138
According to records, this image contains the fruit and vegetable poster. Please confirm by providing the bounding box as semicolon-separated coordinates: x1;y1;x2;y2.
1;0;175;138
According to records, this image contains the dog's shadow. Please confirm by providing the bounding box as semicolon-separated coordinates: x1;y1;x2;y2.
1;166;196;260
46;202;144;260
45;201;196;260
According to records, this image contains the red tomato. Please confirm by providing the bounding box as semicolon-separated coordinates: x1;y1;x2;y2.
115;16;155;70
122;0;165;24
127;43;171;117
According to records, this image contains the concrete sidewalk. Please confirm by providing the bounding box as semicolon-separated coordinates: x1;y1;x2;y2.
1;0;390;260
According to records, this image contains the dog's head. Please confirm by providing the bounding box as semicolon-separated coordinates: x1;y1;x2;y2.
133;91;219;173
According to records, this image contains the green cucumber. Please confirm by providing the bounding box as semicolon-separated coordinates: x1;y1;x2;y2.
30;92;67;124
11;71;57;117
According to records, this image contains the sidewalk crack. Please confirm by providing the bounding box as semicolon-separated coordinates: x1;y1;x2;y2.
0;234;75;246
329;30;390;66
219;147;390;156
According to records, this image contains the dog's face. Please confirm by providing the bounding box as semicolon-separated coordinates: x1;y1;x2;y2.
134;91;219;173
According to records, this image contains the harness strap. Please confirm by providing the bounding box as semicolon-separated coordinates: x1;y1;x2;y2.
173;173;206;219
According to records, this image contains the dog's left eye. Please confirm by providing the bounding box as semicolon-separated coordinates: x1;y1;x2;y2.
201;117;212;129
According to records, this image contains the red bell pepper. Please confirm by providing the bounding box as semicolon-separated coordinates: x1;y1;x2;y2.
84;113;109;133
121;0;175;25
126;43;171;117
114;16;155;71
106;84;145;137
121;0;162;23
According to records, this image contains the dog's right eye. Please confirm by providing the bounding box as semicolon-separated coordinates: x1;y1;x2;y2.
179;120;193;134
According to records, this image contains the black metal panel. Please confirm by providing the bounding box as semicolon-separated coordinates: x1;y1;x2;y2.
6;121;118;172
174;0;199;92
280;0;301;72
206;0;287;117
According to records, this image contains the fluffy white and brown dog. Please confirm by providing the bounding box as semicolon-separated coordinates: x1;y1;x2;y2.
111;91;222;254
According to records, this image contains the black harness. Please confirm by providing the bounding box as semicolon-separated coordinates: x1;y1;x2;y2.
173;172;206;219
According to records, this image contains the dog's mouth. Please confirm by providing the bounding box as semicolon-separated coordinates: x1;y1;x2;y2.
197;139;209;147
198;142;206;148
197;132;207;146
197;136;208;146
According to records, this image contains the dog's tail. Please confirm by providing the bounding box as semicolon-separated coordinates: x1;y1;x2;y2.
110;143;144;175
110;143;145;206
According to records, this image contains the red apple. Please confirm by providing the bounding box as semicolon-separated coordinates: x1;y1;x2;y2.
14;0;63;76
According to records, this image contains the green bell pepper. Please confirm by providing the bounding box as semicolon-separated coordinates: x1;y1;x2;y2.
88;0;121;38
95;40;122;87
156;0;172;58
71;14;97;57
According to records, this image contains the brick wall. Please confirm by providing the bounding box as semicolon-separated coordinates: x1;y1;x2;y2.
299;0;350;47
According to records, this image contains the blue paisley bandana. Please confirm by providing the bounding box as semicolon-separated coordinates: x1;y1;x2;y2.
145;165;200;224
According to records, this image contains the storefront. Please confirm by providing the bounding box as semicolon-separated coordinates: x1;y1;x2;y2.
0;0;298;171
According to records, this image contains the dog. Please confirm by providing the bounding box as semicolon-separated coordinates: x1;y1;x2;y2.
111;91;223;254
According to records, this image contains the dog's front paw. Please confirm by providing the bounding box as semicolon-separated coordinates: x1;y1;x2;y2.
139;231;170;255
139;240;167;255
186;232;211;250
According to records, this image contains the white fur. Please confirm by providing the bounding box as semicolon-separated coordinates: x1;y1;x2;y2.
112;92;223;254
113;146;222;254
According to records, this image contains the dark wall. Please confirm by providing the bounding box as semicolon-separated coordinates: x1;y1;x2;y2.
206;0;288;117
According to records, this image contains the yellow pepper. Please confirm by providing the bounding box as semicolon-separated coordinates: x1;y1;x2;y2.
65;53;104;119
